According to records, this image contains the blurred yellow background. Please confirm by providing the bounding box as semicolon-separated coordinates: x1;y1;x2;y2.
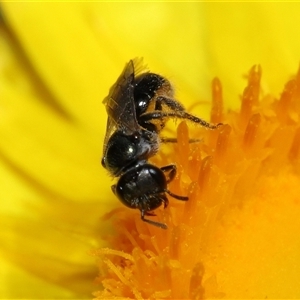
1;2;300;299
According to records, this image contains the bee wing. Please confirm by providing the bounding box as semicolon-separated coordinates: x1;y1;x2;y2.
102;58;147;153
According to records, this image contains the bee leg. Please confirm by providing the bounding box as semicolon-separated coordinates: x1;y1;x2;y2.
140;111;222;129
166;189;189;201
140;209;167;229
144;210;156;216
160;137;178;143
160;165;189;201
161;164;177;183
160;137;202;143
161;193;169;208
155;96;186;112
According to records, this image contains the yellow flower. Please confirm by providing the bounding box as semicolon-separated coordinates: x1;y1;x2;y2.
0;2;300;299
94;66;300;299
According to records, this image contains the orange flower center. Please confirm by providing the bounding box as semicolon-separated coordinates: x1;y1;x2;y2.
93;65;300;299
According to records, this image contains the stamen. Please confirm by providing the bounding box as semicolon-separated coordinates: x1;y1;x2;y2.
211;77;223;124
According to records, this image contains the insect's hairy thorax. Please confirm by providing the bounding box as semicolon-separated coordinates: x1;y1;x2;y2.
134;73;175;133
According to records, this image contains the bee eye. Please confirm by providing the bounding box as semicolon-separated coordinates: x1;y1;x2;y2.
136;95;150;114
134;73;164;115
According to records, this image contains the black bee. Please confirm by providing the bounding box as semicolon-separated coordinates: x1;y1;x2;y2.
102;58;221;229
